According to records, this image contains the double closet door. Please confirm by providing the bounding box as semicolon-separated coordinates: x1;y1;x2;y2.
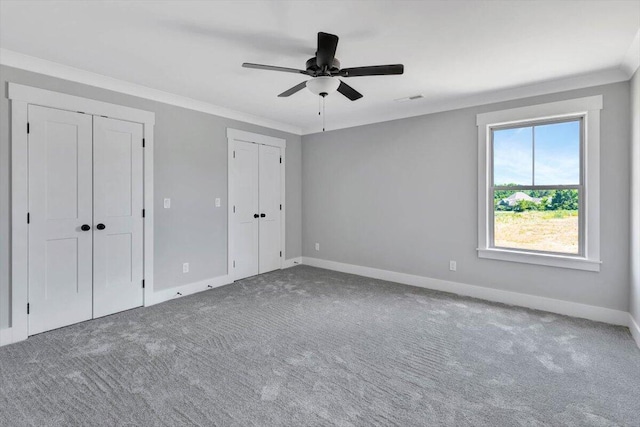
231;141;282;280
28;105;144;335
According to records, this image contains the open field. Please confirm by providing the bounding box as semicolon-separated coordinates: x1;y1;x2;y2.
494;210;579;254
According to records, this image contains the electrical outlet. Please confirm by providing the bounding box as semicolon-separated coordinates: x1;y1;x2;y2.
183;262;189;273
315;243;320;251
164;198;171;209
215;198;221;208
449;260;457;271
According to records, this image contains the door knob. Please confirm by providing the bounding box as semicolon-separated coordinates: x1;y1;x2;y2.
253;214;259;218
81;224;91;231
260;213;266;218
96;223;106;230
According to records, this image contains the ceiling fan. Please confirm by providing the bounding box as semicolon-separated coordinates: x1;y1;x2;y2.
242;32;404;101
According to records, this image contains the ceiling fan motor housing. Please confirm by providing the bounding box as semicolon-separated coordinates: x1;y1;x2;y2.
306;57;341;76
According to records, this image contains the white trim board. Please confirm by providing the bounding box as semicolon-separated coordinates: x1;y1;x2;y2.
227;128;287;149
8;83;155;345
146;275;232;307
283;257;303;269
629;314;640;350
621;28;640;77
301;67;627;135
301;257;630;327
0;48;302;135
476;96;602;272
1;48;631;138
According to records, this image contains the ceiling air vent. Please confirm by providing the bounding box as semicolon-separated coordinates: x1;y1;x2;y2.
394;94;424;102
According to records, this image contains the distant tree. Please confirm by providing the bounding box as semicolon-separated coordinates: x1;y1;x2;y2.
549;189;578;210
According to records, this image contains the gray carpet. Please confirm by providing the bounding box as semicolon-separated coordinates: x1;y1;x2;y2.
0;266;639;426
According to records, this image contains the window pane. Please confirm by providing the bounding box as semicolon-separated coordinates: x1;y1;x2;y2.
493;189;579;254
493;127;533;186
534;120;580;185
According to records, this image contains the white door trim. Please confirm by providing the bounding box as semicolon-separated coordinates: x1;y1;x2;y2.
226;128;286;149
227;128;286;281
7;83;155;345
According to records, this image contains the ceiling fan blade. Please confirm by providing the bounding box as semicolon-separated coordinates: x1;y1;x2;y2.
242;63;309;75
337;80;363;101
339;64;404;77
278;81;308;97
316;32;339;69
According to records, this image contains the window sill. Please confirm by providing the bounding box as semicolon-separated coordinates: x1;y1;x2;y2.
477;248;601;272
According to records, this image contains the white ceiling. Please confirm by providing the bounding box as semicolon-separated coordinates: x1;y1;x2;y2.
1;1;638;134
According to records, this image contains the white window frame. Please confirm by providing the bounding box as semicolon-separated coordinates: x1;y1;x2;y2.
476;96;602;272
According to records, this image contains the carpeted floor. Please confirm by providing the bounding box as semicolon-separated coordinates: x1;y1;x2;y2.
0;266;639;426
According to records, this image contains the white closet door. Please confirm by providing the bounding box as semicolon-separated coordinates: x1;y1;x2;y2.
28;106;93;335
92;116;144;318
232;141;260;280
258;144;282;274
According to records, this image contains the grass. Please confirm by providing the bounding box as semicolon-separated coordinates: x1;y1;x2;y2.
494;210;579;254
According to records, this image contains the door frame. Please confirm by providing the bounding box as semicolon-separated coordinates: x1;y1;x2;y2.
6;83;155;345
227;128;286;281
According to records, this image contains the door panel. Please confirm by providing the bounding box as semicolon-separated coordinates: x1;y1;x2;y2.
28;105;93;335
232;141;260;280
92;116;144;318
259;145;282;274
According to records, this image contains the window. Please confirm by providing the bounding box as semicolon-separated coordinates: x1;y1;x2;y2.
492;118;582;255
477;96;602;271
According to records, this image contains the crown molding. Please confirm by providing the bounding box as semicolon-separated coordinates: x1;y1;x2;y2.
621;29;640;78
0;48;302;135
302;67;629;135
1;48;633;138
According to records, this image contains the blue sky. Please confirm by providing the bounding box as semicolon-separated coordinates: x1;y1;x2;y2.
493;120;580;186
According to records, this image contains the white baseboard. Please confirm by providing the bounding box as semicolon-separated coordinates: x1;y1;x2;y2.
283;257;303;269
301;257;630;327
629;314;640;349
146;274;232;306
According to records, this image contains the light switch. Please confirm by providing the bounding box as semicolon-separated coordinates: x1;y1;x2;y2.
164;198;171;209
215;198;221;208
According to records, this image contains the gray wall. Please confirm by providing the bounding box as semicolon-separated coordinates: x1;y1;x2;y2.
631;69;640;324
302;82;631;312
0;65;302;330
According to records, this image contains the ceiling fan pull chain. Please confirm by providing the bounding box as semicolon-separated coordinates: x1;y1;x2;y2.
322;96;326;132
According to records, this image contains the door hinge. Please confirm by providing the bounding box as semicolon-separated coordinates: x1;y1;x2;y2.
27;122;30;134
279;156;282;164
233;205;236;213
27;303;30;315
280;204;282;210
27;212;30;224
280;251;282;257
142;138;145;148
142;209;145;218
233;260;236;268
142;279;145;289
233;150;236;158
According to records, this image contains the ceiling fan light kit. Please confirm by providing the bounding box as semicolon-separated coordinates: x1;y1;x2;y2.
306;76;340;97
242;31;405;130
